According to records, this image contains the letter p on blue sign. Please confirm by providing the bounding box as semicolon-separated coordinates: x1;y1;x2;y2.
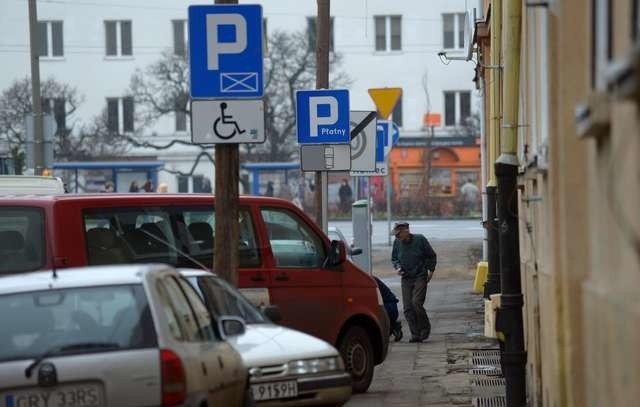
296;89;350;145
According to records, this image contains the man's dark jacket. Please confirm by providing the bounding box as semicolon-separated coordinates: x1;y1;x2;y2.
391;233;437;279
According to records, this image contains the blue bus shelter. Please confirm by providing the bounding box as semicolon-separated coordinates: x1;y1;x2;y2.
53;161;164;193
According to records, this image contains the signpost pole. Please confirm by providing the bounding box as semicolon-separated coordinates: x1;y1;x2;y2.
28;0;44;175
315;0;330;233
213;0;239;286
386;153;392;246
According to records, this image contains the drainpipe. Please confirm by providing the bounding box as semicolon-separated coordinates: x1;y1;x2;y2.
484;0;502;299
494;0;526;405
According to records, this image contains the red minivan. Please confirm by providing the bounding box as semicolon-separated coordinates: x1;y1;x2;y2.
0;194;389;392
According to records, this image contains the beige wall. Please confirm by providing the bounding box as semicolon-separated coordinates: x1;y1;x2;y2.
480;0;640;405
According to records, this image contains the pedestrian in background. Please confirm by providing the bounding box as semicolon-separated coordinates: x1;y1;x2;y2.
142;179;154;193
129;181;139;192
338;178;353;214
265;181;274;197
157;183;168;193
391;221;437;343
102;181;114;193
460;178;479;215
373;276;403;342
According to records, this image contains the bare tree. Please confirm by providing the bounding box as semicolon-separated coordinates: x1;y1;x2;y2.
0;77;91;168
128;30;351;165
256;29;351;162
129;50;190;130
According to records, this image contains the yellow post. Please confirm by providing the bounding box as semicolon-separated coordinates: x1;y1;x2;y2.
488;0;502;185
498;0;521;162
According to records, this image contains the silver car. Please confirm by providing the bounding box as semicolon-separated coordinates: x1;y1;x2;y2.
0;264;250;407
181;269;353;407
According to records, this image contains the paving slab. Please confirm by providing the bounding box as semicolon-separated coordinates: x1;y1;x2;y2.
346;262;505;407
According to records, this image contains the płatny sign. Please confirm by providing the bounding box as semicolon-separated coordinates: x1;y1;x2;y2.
295;89;350;145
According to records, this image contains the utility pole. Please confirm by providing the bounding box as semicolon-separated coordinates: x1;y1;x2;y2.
213;0;240;286
314;0;330;232
28;0;44;175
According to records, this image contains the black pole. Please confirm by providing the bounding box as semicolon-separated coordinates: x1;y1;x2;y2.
495;161;526;407
484;185;501;298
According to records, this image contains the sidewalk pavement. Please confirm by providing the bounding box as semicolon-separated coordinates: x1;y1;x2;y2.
346;276;501;407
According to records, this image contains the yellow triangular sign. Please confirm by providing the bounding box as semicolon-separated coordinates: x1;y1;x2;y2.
368;87;402;119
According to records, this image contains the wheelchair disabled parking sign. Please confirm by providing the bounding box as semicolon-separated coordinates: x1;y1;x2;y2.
191;99;265;144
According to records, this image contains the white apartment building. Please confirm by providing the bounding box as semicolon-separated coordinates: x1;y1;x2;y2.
0;0;480;192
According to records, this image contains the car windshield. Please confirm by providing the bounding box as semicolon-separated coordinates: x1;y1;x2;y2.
188;275;266;324
0;284;156;362
0;207;45;274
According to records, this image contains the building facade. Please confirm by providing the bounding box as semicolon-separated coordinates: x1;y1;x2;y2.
475;0;640;405
0;0;479;195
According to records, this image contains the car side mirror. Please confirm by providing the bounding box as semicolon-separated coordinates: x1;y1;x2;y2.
350;247;363;256
327;240;346;267
261;305;282;323
217;316;246;339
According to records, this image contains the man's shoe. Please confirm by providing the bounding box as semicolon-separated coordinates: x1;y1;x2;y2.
409;336;422;343
419;329;430;341
392;327;403;342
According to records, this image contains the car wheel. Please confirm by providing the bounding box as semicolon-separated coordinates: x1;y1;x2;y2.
242;388;255;407
338;326;374;393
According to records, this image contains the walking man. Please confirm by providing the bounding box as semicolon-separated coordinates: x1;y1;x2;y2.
391;221;437;343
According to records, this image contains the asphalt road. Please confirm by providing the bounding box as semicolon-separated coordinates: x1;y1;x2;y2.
329;219;483;245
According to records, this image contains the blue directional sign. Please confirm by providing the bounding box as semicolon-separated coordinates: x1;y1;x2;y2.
391;121;400;145
188;5;263;99
375;122;388;163
376;120;399;162
296;89;350;144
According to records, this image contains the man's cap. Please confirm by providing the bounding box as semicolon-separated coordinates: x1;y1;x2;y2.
391;221;410;236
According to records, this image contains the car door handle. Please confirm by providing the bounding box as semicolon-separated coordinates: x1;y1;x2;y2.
275;272;289;281
250;274;265;282
217;355;224;369
201;362;207;376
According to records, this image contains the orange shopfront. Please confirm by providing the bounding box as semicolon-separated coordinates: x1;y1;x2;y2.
387;136;481;216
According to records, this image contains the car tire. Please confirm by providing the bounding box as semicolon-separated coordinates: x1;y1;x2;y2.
242;388;255;407
338;326;374;393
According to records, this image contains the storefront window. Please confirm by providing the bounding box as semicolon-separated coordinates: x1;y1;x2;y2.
428;169;452;196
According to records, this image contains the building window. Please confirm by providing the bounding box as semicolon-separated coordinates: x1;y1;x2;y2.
374;15;402;51
591;0;612;89
41;98;66;132
632;0;639;41
172;20;187;56
175;111;187;132
37;21;63;57
429;168;452;196
392;94;403;127
177;175;189;193
263;18;268;48
444;91;472;126
306;17;334;52
106;97;134;133
442;13;466;49
105;20;132;57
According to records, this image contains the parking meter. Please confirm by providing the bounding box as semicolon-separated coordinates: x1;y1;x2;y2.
351;199;372;274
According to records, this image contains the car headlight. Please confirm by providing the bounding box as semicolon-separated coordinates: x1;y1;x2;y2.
287;356;344;375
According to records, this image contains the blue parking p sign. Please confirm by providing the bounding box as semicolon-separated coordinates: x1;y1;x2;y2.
296;89;350;144
188;5;263;98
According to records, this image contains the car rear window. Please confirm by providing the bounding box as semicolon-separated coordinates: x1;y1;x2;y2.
0;207;45;274
0;284;156;362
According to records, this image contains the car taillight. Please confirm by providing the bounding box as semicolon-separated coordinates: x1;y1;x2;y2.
160;349;187;406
